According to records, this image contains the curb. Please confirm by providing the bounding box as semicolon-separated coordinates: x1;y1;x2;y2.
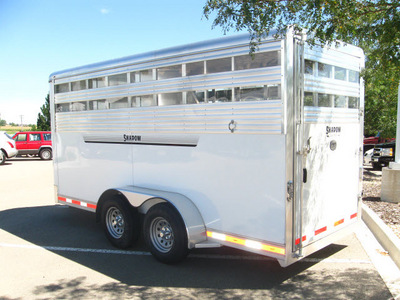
362;203;400;269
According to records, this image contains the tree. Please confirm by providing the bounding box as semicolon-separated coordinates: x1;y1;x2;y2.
0;119;6;126
204;0;400;137
37;94;51;131
364;60;399;137
203;1;400;62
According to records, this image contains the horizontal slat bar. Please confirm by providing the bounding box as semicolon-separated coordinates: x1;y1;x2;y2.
56;101;283;135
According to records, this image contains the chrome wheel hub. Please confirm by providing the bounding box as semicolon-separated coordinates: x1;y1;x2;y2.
106;207;125;239
149;217;174;253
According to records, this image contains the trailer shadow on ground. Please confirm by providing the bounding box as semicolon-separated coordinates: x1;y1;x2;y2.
8;157;46;162
0;205;391;299
363;166;382;180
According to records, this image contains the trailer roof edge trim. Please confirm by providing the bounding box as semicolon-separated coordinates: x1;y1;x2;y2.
49;31;282;81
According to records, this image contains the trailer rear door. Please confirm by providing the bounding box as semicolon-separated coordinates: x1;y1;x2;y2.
293;44;363;253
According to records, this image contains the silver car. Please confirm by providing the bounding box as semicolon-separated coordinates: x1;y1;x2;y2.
0;131;18;164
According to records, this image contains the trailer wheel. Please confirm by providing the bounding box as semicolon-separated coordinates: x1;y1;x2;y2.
101;197;139;249
144;203;188;264
372;162;382;170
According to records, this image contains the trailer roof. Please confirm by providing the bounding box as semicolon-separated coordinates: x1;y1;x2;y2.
49;30;363;81
49;33;277;81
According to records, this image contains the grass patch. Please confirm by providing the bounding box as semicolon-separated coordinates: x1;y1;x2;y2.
0;125;32;135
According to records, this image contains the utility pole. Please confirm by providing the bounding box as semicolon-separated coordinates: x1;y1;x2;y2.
20;115;23;131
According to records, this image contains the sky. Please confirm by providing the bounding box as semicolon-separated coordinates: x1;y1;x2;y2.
0;0;240;125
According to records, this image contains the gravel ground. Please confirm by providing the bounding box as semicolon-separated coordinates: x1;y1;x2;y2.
362;165;400;239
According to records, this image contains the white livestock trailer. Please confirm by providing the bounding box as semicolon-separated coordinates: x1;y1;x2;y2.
49;30;364;266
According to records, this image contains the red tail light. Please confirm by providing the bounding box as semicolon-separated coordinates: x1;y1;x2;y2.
7;141;14;148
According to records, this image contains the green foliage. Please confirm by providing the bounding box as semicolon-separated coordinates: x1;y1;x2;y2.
363;62;399;138
0;119;6;126
204;0;400;137
203;1;400;62
37;94;51;131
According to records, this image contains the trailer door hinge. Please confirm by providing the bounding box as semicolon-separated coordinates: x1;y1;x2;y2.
287;181;294;202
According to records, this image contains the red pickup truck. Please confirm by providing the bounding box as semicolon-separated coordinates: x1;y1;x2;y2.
12;131;52;160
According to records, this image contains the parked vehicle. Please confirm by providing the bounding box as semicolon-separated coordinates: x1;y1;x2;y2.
364;148;373;165
363;134;394;153
50;31;364;267
0;131;18;164
372;141;396;170
12;131;52;160
364;136;380;145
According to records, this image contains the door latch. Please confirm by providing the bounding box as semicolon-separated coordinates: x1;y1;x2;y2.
228;120;237;133
297;137;311;155
305;137;311;154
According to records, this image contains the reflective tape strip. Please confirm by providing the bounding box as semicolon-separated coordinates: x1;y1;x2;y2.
334;219;345;227
58;196;97;210
295;212;358;246
206;231;285;255
295;235;307;246
315;226;327;236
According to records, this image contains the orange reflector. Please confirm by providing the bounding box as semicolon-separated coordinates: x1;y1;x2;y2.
350;213;357;219
206;231;285;255
226;236;246;246
334;219;344;227
262;244;285;255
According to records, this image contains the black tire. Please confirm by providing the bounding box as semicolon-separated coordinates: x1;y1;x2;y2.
0;150;5;165
101;197;139;249
372;162;382;170
39;148;52;160
143;203;189;264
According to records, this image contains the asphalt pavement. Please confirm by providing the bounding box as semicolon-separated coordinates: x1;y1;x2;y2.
0;158;398;299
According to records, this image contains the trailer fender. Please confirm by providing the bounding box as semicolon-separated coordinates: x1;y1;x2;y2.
102;186;207;249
